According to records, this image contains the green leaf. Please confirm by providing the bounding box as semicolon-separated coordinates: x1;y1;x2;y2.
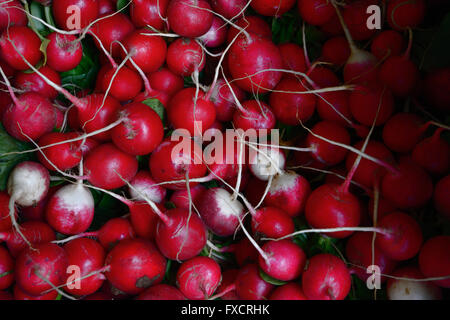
0;124;35;190
55;293;62;300
258;268;288;286
141;98;165;122
29;1;49;37
0;270;12;278
117;0;131;13
88;189;128;230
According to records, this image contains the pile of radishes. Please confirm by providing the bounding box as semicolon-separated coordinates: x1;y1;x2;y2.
0;0;449;301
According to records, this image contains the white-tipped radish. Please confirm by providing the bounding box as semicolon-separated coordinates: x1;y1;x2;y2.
248;146;285;181
387;267;443;300
128;171;167;203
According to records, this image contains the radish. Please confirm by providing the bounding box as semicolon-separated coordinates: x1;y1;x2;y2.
128;202;161;240
98;0;114;15
166;38;205;77
423;68;450;113
15;66;61;100
0;291;13;300
269;77;316;126
215;269;239;300
46;33;83;72
308;65;340;87
316;91;352;126
297;0;335;26
99;66;143;102
63;238;106;296
137;284;186;300
251;0;296;17
15;243;68;296
434;175;450;220
167;87;216;136
227;33;283;93
176;256;221;300
148;67;184;97
0;26;42;71
13;284;58;300
196;187;244;237
155;208;207;261
382;113;426;153
45;183;95;235
235;264;274;300
368;196;396;221
321;36;350;66
170;184;206;209
370;30;406;61
258;240;306;281
412;128;450;176
248;146;285;181
0;221;55;257
209;78;245;122
84;143;138;190
346;232;397;283
233;100;276;133
37;132;82;171
111;102;164;155
387;0;425;31
375;212;423;261
302;253;351;300
229;238;259;267
130;0;169;30
226;15;272;42
52;0;99;30
122;29;167;74
83;292;113;300
278;43;307;73
0;192;15;231
105;238;166;295
418;236;450;288
342;0;378;41
149;139;207;190
198;16;228;48
0;246;14;290
381;157;433;209
0;0;27;31
251;206;295;239
387;266;442;300
211;0;247;19
128;171;166;204
270;283;308;300
96;217;135;249
167;0;213;38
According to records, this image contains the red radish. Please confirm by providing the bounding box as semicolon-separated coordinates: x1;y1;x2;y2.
0;192;15;231
215;269;239;300
176;256;221;300
269;77;316;126
37;132;82;171
166;38;205;77
346;232;396;283
148;67;184;97
79;137;100;156
0;246;13;290
381;157;433;209
196;187;244;237
46;33;83;72
209;78;245;122
13;284;58;300
258;240;306;281
251;0;296;17
306;121;351;166
379;56;419;97
0;291;13;300
387;266;442;300
15;66;60;100
226;16;272;42
316;91;352;126
111;102;164;155
0;221;55;257
130;0;169;30
233;100;276;133
149;139;207;190
235;264;274;300
344;140;394;188
83;292;114;300
170;184;206;209
167;87;216;136
368;196;396;221
418;236;450;288
167;0;213;38
128;171;166;204
2;92;56;142
211;0;246;19
349;85;395;127
264;171;311;217
249;146;285;181
84;143;138;190
387;0;425;31
98;0;114;15
45;183;95;235
376;212;423;261
302;253;351;300
0;0;27;30
91;13;134;58
382;113;426;153
308;66;340;88
128;202;160;240
423;68;450;113
105;239;166;295
342;0;378;41
63;238;106;296
15;243;68;296
137;284;186;300
278;42;307;73
99;66;143;102
198;16;228;48
412;129;450;175
434;175;450;220
122;30;167;74
231;238;259;266
297;0;335;26
96;217;135;250
251;206;295;239
155;208;207;261
371;30;406;60
305;183;361;238
227;33;283;93
52;0;99;30
270;283;308;300
319;13;343;36
321;36;351;66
